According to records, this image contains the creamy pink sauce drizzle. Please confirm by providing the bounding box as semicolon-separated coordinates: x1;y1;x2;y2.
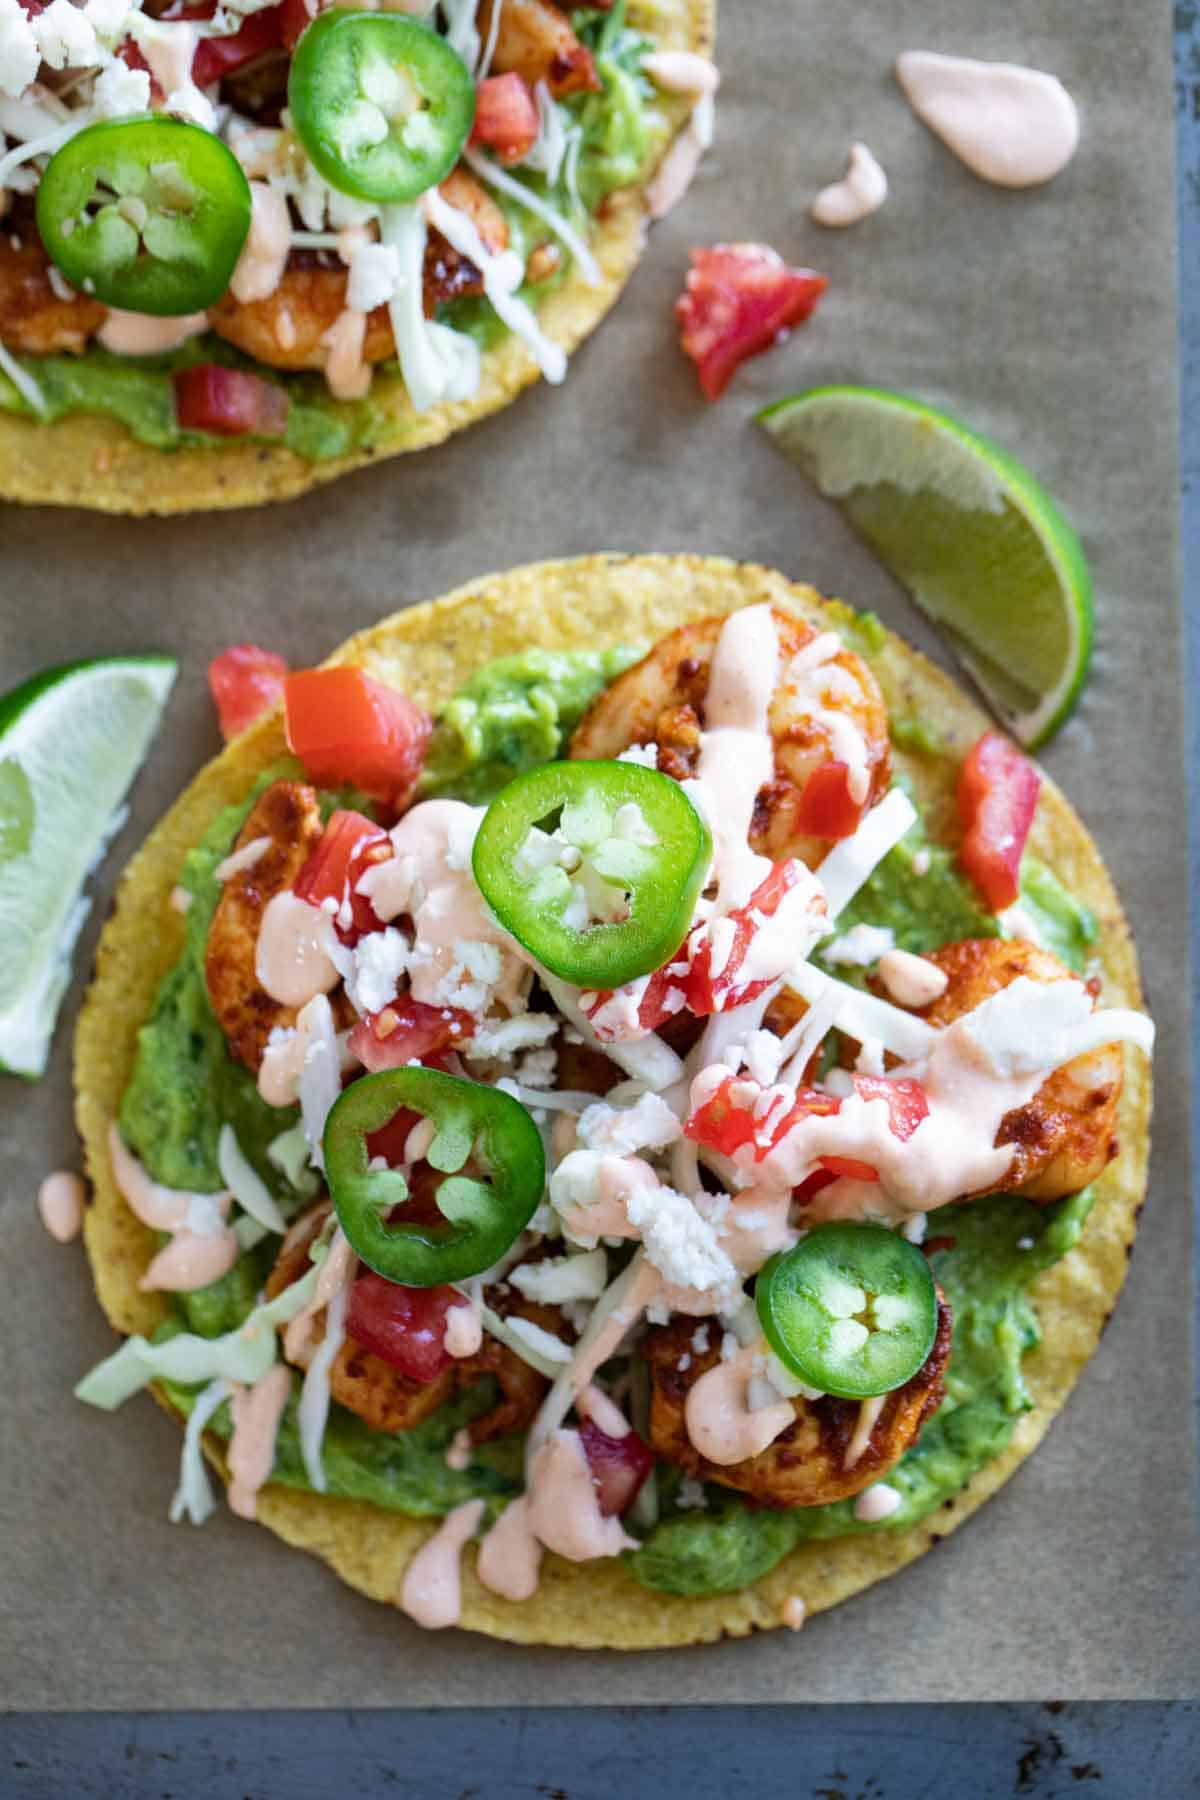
694;603;778;909
400;1498;485;1629
108;1123;239;1291
685;1343;794;1466
877;947;948;1008
645;91;715;221
255;893;342;1008
477;1496;543;1602
577;1384;631;1439
227;1362;292;1519
527;1430;638;1561
257;992;341;1109
284;1226;357;1364
812;141;888;227
322;309;372;401
854;1482;902;1524
780;1595;807;1631
359;800;523;1009
97;310;208;355
37;1171;85;1243
230;182;292;305
896;51;1080;189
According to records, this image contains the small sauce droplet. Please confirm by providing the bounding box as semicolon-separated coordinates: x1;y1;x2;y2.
38;1171;85;1243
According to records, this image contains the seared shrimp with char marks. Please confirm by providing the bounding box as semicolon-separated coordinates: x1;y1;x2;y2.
914;939;1124;1202
204;779;326;1072
0;234;105;355
642;1296;951;1507
479;0;601;98
570;608;891;869
208;168;508;371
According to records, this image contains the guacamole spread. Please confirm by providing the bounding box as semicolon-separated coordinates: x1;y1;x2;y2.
131;643;1108;1601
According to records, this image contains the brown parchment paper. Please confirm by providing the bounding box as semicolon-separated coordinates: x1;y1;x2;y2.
0;0;1193;1706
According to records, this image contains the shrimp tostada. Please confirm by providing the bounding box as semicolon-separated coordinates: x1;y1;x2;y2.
74;554;1153;1646
0;2;712;512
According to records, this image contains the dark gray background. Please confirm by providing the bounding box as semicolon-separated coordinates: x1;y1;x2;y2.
1;0;1196;1769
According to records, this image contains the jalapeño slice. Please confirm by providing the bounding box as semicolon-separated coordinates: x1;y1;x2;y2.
36;117;251;315
324;1067;544;1286
756;1223;938;1399
471;760;712;990
288;11;475;204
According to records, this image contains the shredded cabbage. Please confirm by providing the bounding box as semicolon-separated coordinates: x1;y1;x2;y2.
75;1264;319;1410
168;1377;228;1526
218;1123;287;1234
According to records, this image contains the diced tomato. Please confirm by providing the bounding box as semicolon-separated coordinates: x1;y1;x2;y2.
281;0;317;47
294;809;391;943
284;667;432;809
363;1104;423;1168
192;3;289;84
686;1072;928;1182
676;244;828;401
683;1074;762;1158
957;730;1041;913
851;1075;929;1141
207;643;289;741
470;72;539;164
685;859;809;1016
819;1156;879;1182
349;1000;475;1072
173;364;289;438
792;1169;837;1207
762;1085;842;1166
578;1417;655;1517
345;1273;458;1383
794;762;864;840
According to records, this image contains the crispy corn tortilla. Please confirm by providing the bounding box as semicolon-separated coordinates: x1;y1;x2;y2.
0;0;712;516
74;553;1151;1648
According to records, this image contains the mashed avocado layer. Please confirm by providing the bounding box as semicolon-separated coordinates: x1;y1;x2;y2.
0;7;661;460
126;647;1103;1600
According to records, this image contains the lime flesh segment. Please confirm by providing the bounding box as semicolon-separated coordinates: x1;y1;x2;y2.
0;655;176;1078
758;386;1093;746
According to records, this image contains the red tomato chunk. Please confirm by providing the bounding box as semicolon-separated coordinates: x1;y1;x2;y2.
173;365;289;438
794;762;864;840
284;666;432;807
471;72;539;163
957;730;1041;912
676;244;828;400
294;809;391;943
207;643;289;741
578;1417;655;1516
348;1000;475;1071
345;1273;458;1383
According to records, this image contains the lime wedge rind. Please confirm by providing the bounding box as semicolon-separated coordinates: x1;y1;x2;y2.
757;386;1093;748
0;654;177;1078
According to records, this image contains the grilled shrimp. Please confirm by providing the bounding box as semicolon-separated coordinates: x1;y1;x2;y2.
265;1203;555;1442
204;779;325;1072
208;168;507;371
479;0;600;98
570;609;892;869
0;235;104;354
917;939;1124;1202
642;1297;951;1507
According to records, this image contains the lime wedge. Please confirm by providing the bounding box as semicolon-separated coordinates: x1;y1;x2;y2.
758;385;1093;746
0;655;176;1078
